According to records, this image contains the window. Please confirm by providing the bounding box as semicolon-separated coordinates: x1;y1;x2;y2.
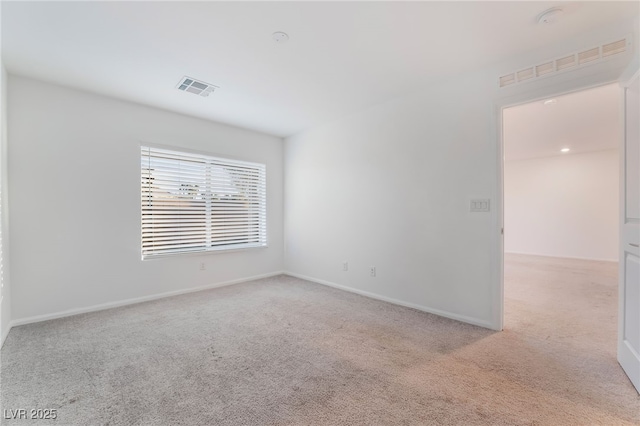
141;145;266;258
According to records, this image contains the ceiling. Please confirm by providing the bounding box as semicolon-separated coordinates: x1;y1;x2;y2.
503;83;620;161
2;2;638;138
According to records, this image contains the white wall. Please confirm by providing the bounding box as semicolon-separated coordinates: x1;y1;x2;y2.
1;66;10;346
0;66;9;346
0;0;12;346
504;150;619;261
285;71;498;327
284;20;636;329
8;76;284;322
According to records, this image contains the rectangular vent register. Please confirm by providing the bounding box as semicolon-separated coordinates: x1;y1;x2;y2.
499;36;631;88
176;76;218;97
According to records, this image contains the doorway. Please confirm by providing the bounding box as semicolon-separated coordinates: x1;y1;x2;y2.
500;82;624;376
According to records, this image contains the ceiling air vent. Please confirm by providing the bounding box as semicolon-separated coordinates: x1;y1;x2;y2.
498;35;631;88
602;39;626;57
176;76;218;97
535;61;554;77
578;47;600;65
556;54;576;71
517;67;534;82
499;74;516;87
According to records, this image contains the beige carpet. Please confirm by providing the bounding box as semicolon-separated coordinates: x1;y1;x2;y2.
1;254;638;425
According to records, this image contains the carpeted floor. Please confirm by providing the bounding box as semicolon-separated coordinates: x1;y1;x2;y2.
1;254;638;425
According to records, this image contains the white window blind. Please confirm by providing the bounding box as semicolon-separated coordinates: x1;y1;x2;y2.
141;145;266;258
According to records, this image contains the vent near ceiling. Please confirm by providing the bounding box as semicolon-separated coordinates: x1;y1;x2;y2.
176;76;218;97
499;36;631;88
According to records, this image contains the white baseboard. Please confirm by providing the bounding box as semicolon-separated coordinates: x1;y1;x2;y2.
283;271;495;330
1;323;10;348
11;271;284;327
505;251;618;263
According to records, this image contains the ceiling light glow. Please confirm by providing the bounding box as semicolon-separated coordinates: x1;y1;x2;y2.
560;148;570;153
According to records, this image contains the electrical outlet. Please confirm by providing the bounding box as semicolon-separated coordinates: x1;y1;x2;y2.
370;266;376;277
199;262;206;271
343;262;348;271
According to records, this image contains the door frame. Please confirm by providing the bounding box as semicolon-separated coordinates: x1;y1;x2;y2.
617;63;640;392
492;66;629;331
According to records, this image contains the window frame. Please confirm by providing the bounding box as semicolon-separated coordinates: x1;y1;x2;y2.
140;143;267;260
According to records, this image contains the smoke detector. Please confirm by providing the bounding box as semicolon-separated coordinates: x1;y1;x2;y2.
537;7;564;25
272;32;289;43
176;76;218;97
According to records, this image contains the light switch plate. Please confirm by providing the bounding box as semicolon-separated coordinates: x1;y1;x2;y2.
470;199;490;212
